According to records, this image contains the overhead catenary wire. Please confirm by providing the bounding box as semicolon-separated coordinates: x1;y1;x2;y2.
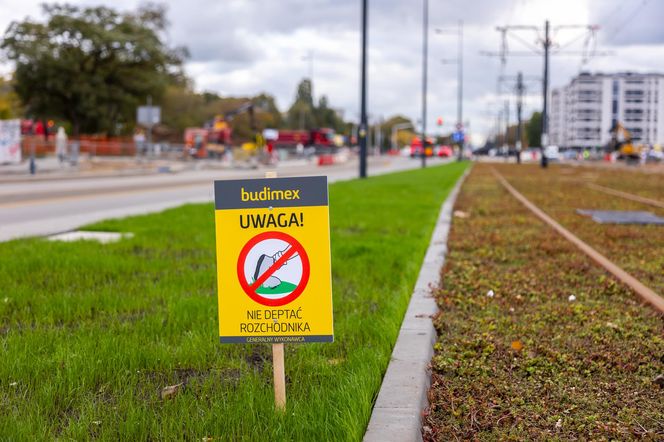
482;20;611;167
606;0;651;43
597;1;628;29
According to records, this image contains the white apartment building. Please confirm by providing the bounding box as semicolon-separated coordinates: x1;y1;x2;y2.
549;72;664;149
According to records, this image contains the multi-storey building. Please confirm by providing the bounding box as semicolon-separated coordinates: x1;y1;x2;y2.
549;72;664;149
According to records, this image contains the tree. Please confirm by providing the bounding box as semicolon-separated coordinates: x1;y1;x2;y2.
286;79;316;129
252;93;283;129
1;3;186;135
0;76;22;119
158;83;208;137
158;85;284;142
526;111;542;148
284;79;349;132
381;115;415;149
294;78;314;107
314;96;344;132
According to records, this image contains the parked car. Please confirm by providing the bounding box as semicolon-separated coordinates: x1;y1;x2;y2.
647;147;663;162
562;149;579;161
521;148;541;162
435;145;453;157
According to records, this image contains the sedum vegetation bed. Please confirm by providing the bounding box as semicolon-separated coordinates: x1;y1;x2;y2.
0;162;467;441
495;163;664;295
424;164;663;440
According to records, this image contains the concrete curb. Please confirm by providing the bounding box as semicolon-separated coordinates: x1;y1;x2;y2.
364;165;470;442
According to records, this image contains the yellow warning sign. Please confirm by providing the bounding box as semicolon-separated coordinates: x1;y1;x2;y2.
214;176;333;343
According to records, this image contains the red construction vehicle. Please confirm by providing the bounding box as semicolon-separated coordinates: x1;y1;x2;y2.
273;128;336;151
184;102;260;158
409;136;435;157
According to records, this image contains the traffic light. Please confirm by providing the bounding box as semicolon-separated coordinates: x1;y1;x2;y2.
436;117;443;126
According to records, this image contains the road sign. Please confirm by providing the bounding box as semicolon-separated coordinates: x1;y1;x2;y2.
452;130;464;143
136;106;161;126
214;176;333;344
0;119;21;164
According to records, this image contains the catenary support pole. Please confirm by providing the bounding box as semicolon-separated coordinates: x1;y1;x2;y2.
457;20;464;161
541;20;550;168
516;71;524;164
504;99;509;161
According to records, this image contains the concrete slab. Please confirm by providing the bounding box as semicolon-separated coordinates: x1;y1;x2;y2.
388;328;437;362
364;408;422;442
47;230;133;243
403;297;438;321
576;209;664;225
364;167;470;442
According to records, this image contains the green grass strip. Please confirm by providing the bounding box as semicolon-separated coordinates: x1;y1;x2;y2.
0;162;467;441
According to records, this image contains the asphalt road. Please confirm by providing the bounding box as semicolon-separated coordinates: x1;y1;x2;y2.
0;156;449;242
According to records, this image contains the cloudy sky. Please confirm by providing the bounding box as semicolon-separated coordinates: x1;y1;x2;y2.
1;0;663;143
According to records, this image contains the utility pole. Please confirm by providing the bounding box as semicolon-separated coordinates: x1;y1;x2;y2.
420;0;428;168
516;71;524;164
359;0;368;178
540;20;550;168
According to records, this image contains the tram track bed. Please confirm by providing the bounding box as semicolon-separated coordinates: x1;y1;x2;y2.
495;163;664;296
424;164;664;440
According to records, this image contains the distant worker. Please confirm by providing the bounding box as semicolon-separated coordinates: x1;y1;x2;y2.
55;127;68;164
133;129;146;156
194;132;203;156
266;139;276;164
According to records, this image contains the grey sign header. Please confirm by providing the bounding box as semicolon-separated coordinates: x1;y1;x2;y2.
214;176;328;210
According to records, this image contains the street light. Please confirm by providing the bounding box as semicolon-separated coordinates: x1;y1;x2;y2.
436;20;464;161
359;0;368;178
420;0;429;168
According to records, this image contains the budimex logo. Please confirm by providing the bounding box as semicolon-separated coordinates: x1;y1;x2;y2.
241;187;301;202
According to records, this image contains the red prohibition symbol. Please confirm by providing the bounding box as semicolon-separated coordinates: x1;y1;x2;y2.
237;231;310;307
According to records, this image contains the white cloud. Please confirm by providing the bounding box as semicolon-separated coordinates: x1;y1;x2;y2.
1;0;663;142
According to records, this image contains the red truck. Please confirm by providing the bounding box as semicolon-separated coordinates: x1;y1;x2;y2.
273;128;336;150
